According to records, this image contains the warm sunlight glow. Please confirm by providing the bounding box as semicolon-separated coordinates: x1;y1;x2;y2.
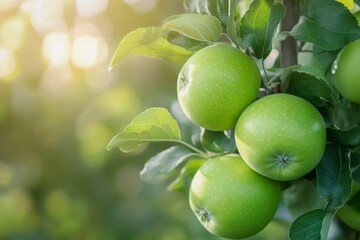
42;31;70;66
1;15;26;51
71;35;104;69
30;0;66;34
0;47;16;78
41;64;73;94
0;0;21;12
76;0;108;17
122;0;158;13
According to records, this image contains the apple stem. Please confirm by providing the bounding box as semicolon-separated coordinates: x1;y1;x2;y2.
173;139;207;155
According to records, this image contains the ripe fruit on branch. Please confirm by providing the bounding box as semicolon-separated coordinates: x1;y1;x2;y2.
332;39;360;104
235;93;326;181
337;181;360;231
189;154;281;239
177;44;261;131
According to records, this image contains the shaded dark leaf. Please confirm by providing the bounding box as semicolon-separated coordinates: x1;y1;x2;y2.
289;209;329;240
316;144;352;210
329;99;360;131
283;67;332;107
291;0;360;51
240;0;285;59
327;124;360;147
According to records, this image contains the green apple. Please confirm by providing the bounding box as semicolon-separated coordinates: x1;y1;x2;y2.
337;181;360;231
177;44;261;131
332;39;360;104
189;154;281;239
235;93;326;181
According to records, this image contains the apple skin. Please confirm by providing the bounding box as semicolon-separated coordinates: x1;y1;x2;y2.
189;154;281;239
337;181;360;231
332;39;360;104
177;44;261;131
235;94;326;181
337;203;360;231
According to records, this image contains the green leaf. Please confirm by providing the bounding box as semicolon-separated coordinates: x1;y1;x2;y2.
200;129;236;153
283;66;332;107
290;0;360;51
167;158;207;191
240;0;285;59
312;46;340;76
327;124;360;147
140;145;197;182
283;179;327;218
106;107;181;152
316;144;352;211
167;31;207;52
182;0;242;46
320;212;336;240
108;27;193;70
329;99;360;131
183;0;232;27
289;209;328;240
163;14;222;42
225;0;241;46
350;151;360;183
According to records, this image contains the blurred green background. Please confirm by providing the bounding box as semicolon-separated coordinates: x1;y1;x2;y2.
0;1;290;239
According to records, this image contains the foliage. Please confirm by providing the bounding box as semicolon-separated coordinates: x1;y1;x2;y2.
108;0;360;239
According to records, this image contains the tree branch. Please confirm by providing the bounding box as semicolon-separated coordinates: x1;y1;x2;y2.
281;0;300;68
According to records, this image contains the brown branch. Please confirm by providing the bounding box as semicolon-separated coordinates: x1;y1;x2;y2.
281;0;300;68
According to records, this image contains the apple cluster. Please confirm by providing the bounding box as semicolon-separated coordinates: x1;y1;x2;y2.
177;44;327;238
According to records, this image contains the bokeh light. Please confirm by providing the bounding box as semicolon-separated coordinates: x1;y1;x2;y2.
0;0;21;12
71;35;102;68
76;0;109;17
0;1;235;239
1;15;26;51
30;0;67;34
42;31;70;66
123;0;159;13
0;47;16;78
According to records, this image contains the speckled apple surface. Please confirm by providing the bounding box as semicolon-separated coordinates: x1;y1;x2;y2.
177;44;261;131
333;39;360;104
189;155;281;239
235;93;326;181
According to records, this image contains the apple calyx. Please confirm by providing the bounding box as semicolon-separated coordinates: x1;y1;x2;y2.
197;207;211;222
196;207;211;222
178;75;188;90
276;154;291;168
